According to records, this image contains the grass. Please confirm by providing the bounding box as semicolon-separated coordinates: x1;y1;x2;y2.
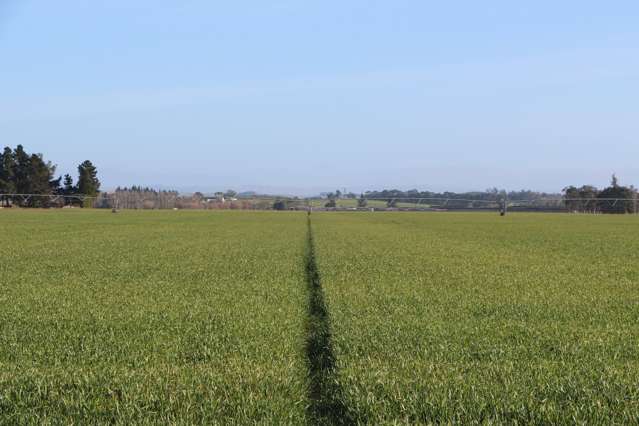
311;212;639;424
0;210;309;424
1;209;638;424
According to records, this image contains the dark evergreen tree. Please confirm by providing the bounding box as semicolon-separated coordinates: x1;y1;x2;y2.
0;147;16;192
61;174;77;206
77;160;100;196
63;174;76;195
0;147;17;206
13;145;31;195
0;146;98;207
27;154;58;207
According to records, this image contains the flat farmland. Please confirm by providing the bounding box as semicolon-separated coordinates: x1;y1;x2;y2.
0;210;309;424
1;209;638;424
312;212;639;424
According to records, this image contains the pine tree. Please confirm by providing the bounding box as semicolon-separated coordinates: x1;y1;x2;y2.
13;145;31;194
0;147;17;206
26;153;57;207
77;160;100;196
0;147;16;194
63;174;75;195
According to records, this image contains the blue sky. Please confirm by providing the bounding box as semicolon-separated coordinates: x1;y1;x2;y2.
1;1;638;195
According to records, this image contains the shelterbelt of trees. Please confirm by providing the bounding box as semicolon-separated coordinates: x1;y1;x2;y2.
320;188;561;208
563;175;638;214
0;145;100;207
362;188;560;201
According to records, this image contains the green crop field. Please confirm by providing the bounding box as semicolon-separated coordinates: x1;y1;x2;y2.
312;212;639;424
0;210;309;424
1;209;638;424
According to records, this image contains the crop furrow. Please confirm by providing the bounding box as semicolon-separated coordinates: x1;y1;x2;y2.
305;217;357;426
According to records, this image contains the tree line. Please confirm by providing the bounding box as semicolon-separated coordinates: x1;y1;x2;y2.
319;188;562;209
0;145;100;207
362;188;559;202
94;187;284;210
98;186;180;209
563;175;637;214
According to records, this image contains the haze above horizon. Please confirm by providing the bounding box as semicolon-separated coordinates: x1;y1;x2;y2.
1;1;638;195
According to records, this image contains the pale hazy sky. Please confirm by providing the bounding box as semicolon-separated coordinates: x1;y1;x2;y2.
1;1;638;195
